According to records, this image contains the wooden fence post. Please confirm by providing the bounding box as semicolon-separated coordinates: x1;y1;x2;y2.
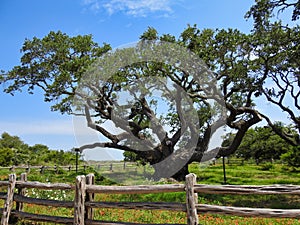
185;173;198;225
40;165;45;174
10;166;15;172
85;174;95;220
12;173;27;224
26;165;30;173
74;175;86;225
16;173;27;212
54;165;58;174
1;174;16;225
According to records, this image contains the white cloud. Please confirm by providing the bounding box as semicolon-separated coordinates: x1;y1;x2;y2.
82;0;177;17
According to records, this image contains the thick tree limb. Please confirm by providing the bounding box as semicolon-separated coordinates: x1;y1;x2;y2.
259;112;299;146
84;105;119;143
78;142;144;153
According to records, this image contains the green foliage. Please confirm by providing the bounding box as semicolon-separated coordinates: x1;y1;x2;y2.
0;147;13;166
0;132;77;167
43;149;75;165
140;26;158;40
1;31;111;114
222;125;296;164
246;0;300;26
0;132;28;149
0;132;30;166
260;162;275;171
123;151;137;162
281;145;300;169
28;144;51;165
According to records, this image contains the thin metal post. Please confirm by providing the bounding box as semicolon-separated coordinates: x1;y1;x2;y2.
75;148;80;173
222;156;227;184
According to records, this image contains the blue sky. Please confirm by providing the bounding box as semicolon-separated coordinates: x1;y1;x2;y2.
0;0;258;160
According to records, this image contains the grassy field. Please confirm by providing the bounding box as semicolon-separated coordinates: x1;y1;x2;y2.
191;161;300;185
0;160;300;224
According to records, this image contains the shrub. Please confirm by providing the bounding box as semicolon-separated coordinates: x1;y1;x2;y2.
260;162;274;171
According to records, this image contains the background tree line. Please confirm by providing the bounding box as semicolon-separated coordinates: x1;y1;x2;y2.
222;123;300;169
0;132;77;167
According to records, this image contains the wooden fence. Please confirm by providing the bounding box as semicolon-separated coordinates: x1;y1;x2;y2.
0;162;141;174
0;173;300;225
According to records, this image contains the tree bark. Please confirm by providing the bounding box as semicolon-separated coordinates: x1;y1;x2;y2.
172;164;190;181
151;145;193;181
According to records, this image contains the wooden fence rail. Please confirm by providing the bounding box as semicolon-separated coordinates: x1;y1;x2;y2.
0;173;300;225
0;162;141;174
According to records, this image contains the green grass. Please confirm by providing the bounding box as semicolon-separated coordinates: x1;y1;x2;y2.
1;161;300;224
190;161;300;185
0;166;115;185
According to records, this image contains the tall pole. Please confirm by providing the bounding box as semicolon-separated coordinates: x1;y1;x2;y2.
222;156;227;184
75;148;80;173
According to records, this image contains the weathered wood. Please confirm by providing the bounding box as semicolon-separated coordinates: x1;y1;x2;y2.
85;201;186;211
0;192;6;199
13;173;27;224
194;184;300;195
0;181;9;187
13;195;73;208
1;174;16;225
10;166;15;172
185;173;198;225
74;175;86;225
16;173;27;212
10;210;73;224
86;184;185;194
2;173;300;225
0;165;86;171
16;180;73;190
196;204;300;218
86;174;95;220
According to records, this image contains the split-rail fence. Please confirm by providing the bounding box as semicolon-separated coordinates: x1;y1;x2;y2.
0;162;140;174
0;173;300;225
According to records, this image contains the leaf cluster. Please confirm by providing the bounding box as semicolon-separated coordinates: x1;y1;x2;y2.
1;31;111;114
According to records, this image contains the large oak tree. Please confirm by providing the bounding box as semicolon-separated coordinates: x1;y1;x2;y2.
1;1;299;180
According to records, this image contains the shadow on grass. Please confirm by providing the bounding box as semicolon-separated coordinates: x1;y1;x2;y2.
101;170;154;185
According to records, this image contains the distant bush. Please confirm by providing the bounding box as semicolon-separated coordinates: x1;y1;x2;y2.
260;162;274;171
